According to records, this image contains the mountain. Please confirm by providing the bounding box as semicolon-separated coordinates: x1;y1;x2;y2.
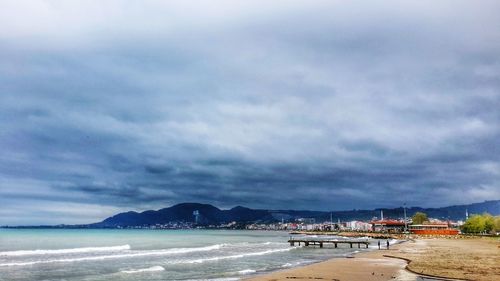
94;200;500;227
96;203;273;227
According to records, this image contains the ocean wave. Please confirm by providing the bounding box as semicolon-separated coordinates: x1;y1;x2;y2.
0;245;131;257
120;266;165;274
281;260;309;268
0;244;223;267
262;242;283;245
219;241;281;247
237;269;256;275
183;247;293;264
184;277;240;281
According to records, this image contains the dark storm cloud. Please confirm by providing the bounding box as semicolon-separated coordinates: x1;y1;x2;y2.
0;0;499;224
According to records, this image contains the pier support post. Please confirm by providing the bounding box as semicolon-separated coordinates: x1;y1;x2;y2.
350;243;353;248
320;242;323;248
334;243;337;248
358;243;360;248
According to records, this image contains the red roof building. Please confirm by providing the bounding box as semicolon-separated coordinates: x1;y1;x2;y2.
409;223;459;235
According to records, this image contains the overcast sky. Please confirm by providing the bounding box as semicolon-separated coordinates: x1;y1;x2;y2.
1;0;499;225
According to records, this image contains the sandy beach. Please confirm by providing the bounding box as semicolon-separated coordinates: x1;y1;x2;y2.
246;237;500;281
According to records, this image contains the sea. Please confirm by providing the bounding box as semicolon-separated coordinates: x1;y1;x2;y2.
0;229;385;281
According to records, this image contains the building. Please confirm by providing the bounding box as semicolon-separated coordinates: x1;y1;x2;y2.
346;220;372;231
370;219;405;233
409;223;459;235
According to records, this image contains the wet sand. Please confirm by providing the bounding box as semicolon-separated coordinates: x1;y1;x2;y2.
246;237;500;281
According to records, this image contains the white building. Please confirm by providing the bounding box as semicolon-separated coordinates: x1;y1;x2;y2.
346;220;372;231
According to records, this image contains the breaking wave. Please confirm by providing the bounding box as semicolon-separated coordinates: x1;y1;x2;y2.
0;245;131;257
182;247;294;264
120;266;165;274
237;269;256;275
0;244;223;267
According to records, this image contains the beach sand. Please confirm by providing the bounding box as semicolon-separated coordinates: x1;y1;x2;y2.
395;237;500;281
246;237;500;281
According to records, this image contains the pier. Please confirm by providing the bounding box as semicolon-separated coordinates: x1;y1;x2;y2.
288;238;370;249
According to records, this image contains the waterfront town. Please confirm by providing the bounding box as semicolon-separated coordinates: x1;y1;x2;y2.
109;209;499;236
244;210;464;235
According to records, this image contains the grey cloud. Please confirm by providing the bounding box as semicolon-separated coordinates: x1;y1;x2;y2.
0;0;499;224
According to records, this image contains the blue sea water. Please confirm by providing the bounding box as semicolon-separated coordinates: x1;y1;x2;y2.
0;229;377;281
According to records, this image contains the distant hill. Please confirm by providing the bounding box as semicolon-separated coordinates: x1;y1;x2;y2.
93;200;500;227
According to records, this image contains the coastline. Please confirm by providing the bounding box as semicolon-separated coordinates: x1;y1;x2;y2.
245;237;500;281
245;241;409;281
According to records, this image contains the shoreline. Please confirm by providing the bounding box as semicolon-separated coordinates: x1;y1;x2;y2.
245;240;411;281
245;237;499;281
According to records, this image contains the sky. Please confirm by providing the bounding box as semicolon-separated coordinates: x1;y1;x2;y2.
1;0;499;225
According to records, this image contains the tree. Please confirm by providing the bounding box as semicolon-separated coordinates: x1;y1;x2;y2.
483;213;494;233
494;216;500;233
462;214;484;233
462;213;495;234
412;212;428;224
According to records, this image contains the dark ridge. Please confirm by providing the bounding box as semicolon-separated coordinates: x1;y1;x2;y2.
92;200;499;227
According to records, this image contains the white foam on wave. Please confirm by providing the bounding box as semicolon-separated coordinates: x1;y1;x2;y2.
238;269;256;275
0;245;131;257
0;244;223;267
120;266;165;274
220;241;281;247
184;277;240;281
182;247;293;264
281;260;309;268
261;242;284;246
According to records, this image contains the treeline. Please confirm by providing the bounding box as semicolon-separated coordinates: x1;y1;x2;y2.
461;213;500;234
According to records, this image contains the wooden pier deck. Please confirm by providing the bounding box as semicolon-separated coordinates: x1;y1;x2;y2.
288;239;370;248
